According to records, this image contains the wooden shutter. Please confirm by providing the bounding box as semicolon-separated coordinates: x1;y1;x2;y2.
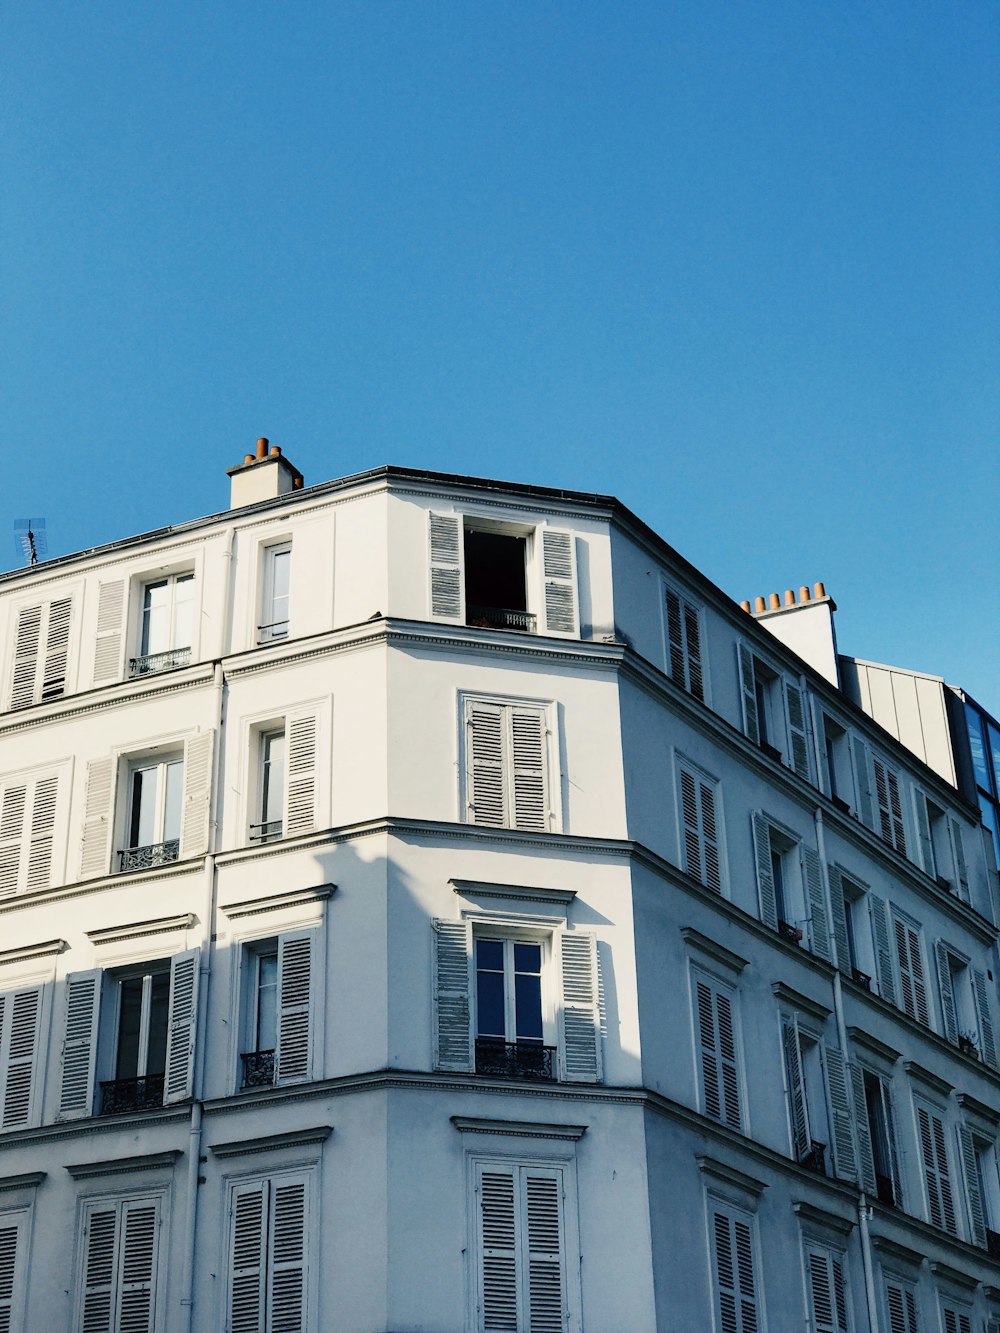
913;792;934;875
276;931;313;1084
0;1212;25;1333
958;1125;987;1248
850;1064;877;1194
26;775;57;892
664;587;704;701
267;1176;307;1332
827;868;851;973
559;931;602;1083
807;1246;848;1333
695;977;741;1131
93;579;125;683
510;707;548;831
949;817;970;900
41;597;72;703
851;736;873;828
752;814;778;929
972;967;998;1068
524;1170;565;1332
164;949;199;1104
117;1198;158;1333
785;682;811;779
942;1310;972;1333
801;846;831;961
935;942;959;1044
59;969;101;1119
541;529;578;636
285;711;318;836
465;699;506;828
825;1046;857;1181
180;731;214;858
683;602;704;701
80;1204;118;1333
886;1282;918;1333
711;1207;758;1333
678;767;721;892
478;1167;518;1331
8;605;41;709
699;780;722;893
873;759;906;854
737;644;759;745
1;985;42;1130
429;513;464;621
80;756;115;880
917;1104;956;1233
433;919;471;1072
893;916;929;1025
782;1018;810;1160
679;767;702;882
868;895;897;1005
0;784;26;897
229;1181;266;1333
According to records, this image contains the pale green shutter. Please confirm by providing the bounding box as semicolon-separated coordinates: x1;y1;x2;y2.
285;711;318;836
825;1046;857;1181
958;1125;987;1248
1;986;42;1130
92;579;125;683
934;942;958;1044
801;846;831;960
737;645;759;745
785;681;811;779
540;529;578;636
972;967;998;1068
229;1180;266;1333
868;895;897;1006
80;757;115;880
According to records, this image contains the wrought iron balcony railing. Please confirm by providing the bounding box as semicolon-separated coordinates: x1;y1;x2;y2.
250;820;283;845
257;621;289;644
851;968;872;991
128;648;191;678
241;1049;276;1089
100;1074;165;1115
119;840;180;873
798;1140;827;1176
466;605;537;634
475;1038;555;1081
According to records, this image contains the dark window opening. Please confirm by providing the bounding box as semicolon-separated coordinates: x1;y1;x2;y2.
464;530;532;632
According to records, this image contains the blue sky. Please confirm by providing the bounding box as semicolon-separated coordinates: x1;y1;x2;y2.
3;2;998;701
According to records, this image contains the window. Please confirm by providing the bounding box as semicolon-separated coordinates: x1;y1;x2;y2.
130;573;193;677
662;584;705;701
872;756;907;856
105;964;170;1112
693;972;742;1131
884;1279;919;1333
856;1068;902;1208
958;1124;998;1252
259;543;291;643
939;1303;972;1333
964;700;1000;868
472;1159;570;1333
751;815;831;960
462;695;554;832
782;1016;835;1175
828;868;869;985
915;1100;957;1234
0;1209;29;1333
678;761;723;893
76;1194;160;1333
7;596;72;709
804;1243;850;1333
429;512;579;637
227;1172;311;1333
238;932;315;1090
891;910;929;1026
252;729;286;844
433;919;601;1083
821;715;853;813
935;941;998;1065
0;774;58;896
121;755;183;872
708;1202;760;1333
737;643;811;779
0;985;42;1132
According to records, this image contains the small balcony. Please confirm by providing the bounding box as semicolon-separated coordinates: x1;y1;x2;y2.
777;919;803;945
475;1038;555;1081
798;1140;827;1175
100;1074;165;1116
241;1049;276;1089
851;968;872;991
119;840;180;873
466;605;536;634
249;820;283;846
128;647;191;678
257;621;289;644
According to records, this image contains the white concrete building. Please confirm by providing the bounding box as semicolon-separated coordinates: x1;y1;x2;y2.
0;446;998;1333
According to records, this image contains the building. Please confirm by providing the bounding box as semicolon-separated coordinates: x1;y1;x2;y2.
0;444;998;1333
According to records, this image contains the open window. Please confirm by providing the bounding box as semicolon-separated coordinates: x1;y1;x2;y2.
238;931;316;1090
752;815;831;960
251;727;286;844
121;753;183;872
737;644;811;778
258;542;291;644
859;1068;902;1207
782;1016;834;1176
129;572;193;678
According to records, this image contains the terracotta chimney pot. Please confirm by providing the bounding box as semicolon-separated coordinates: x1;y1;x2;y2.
740;600;751;613
270;445;281;457
784;589;795;606
799;585;811;602
256;437;268;460
754;596;766;613
768;592;780;610
813;581;826;599
243;453;255;465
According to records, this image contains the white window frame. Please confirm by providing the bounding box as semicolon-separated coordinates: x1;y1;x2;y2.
472;928;554;1050
661;580;707;702
122;752;185;858
232;924;322;1093
250;725;286;845
224;1167;316;1333
133;570;195;672
460;692;559;833
74;1190;163;1333
258;542;292;644
0;1206;30;1333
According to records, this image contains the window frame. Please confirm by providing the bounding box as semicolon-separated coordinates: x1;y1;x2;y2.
676;756;725;895
233;926;321;1093
224;1168;315;1333
258;541;292;644
460;692;559;833
123;752;184;860
74;1190;163;1333
661;580;707;703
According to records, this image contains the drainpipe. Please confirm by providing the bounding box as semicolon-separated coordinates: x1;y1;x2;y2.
815;808;880;1333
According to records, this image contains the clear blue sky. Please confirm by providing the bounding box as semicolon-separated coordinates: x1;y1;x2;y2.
3;2;998;701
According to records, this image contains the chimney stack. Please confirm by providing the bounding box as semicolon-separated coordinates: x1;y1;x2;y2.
737;581;839;685
227;438;304;508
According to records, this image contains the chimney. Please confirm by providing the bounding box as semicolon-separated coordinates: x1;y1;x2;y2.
738;582;839;685
227;439;304;509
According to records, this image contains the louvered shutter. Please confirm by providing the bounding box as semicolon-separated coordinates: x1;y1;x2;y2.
540;529;578;636
8;606;41;709
801;846;831;960
118;1198;158;1333
478;1167;518;1331
825;1046;857;1181
80;756;115;880
752;814;778;929
737;644;759;745
807;1247;848;1333
711;1208;759;1333
913;793;934;875
917;1104;956;1233
164;949;199;1104
942;1310;972;1333
0;1213;24;1333
958;1126;986;1248
828;869;851;973
59;969;101;1119
971;967;998;1068
666;591;705;699
849;1064;877;1193
851;737;873;828
268;1176;307;1333
81;1205;118;1333
0;784;26;897
785;682;811;779
559;931;602;1083
93;580;125;683
695;977;741;1130
935;943;959;1044
885;1282;918;1333
873;760;906;854
886;768;906;854
41;597;72;702
882;1080;903;1206
276;932;313;1084
782;1018;810;1160
25;775;57;892
868;896;897;1005
949;818;969;900
285;711;318;836
524;1170;565;1332
699;779;722;893
180;731;213;858
683;602;705;701
229;1181;266;1333
510;707;548;831
429;513;464;621
893;917;928;1025
1;986;41;1130
433;919;471;1072
466;700;506;828
679;766;721;888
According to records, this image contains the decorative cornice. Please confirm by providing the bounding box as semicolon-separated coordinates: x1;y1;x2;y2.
0;859;200;915
220;884;336;919
210;1126;332;1158
0;666;215;736
451;1116;587;1141
681;928;749;974
0;1172;45;1193
957;1093;1000;1127
847;1027;902;1066
0;939;67;967
66;1150;182;1179
87;914;196;946
928;1260;980;1293
904;1060;954;1099
696;1156;767;1198
451;879;577;909
2;1106;189;1146
871;1235;925;1272
792;1201;855;1237
772;982;833;1024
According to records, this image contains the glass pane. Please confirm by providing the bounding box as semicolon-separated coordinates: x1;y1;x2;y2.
262;732;286;824
141;580;169;655
116;977;143;1079
979;797;1000;869
146;972;171;1077
989;724;1000;798
270;550;290;626
476;970;505;1038
130;767;157;847
256;952;279;1050
163;761;184;842
476;938;503;972
514;970;543;1042
172;575;194;650
967;705;990;791
513;943;541;974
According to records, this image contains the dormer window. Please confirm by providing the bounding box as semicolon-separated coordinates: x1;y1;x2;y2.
464;528;531;633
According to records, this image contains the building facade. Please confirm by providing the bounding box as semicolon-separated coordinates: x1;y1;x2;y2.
0;448;998;1332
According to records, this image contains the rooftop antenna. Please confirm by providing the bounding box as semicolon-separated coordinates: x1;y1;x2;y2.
14;518;47;566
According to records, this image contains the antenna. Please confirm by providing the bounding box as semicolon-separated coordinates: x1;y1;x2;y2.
13;519;47;566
